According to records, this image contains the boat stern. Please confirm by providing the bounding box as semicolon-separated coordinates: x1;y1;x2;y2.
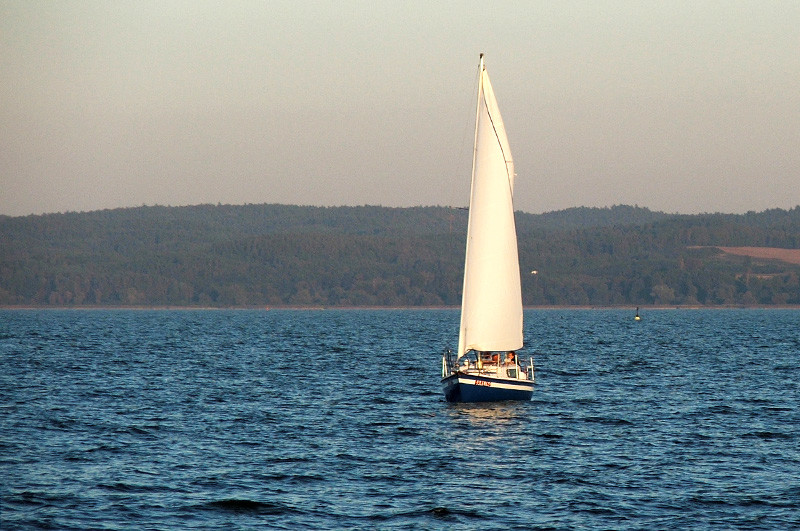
441;372;533;403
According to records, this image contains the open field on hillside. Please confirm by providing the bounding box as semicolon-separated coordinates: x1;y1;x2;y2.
714;246;800;265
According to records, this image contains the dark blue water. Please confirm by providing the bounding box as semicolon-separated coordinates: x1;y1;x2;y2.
1;309;799;530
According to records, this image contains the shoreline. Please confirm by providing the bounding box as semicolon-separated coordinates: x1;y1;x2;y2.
3;305;800;311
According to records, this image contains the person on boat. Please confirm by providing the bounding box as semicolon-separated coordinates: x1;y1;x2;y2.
504;351;526;379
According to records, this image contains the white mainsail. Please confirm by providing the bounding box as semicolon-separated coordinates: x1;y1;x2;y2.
457;55;523;358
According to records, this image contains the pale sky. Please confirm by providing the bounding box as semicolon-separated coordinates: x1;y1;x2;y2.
2;1;799;217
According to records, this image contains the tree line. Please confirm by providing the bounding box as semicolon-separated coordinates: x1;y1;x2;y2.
2;204;799;307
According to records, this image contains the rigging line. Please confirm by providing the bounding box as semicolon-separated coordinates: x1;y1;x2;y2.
482;88;515;198
454;60;482;209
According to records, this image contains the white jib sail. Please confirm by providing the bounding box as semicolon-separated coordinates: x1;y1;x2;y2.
457;56;523;358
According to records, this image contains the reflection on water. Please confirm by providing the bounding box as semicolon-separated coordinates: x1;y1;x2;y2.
446;402;527;424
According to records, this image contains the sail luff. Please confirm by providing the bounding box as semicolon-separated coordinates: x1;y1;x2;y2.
457;56;485;358
457;55;523;358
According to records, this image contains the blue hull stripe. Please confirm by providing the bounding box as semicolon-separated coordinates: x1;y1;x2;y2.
441;373;533;403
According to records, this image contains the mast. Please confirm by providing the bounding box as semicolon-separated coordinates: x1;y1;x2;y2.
457;54;485;359
471;53;484;194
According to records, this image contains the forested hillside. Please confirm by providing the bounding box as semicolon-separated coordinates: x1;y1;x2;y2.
2;204;799;307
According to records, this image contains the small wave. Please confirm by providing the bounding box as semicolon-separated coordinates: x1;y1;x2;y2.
598;461;631;470
706;405;736;414
428;506;470;519
270;455;312;464
736;495;799;508
550;369;591;376
395;426;422;436
9;490;83;508
85;443;122;453
741;431;793;440
582;415;633;426
120;425;159;435
369;505;483;522
233;439;265;448
47;418;78;431
132;467;160;476
261;472;325;483
201;499;300;515
781;485;800;500
334;452;367;462
372;397;395;405
766;406;792;412
538;432;562;440
98;482;164;493
688;495;732;506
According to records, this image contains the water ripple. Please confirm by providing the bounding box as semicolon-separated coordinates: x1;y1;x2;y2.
2;309;799;529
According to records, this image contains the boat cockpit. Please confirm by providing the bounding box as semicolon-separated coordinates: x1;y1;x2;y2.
445;350;533;381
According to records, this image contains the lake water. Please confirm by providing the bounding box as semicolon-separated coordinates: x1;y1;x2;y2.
1;308;799;529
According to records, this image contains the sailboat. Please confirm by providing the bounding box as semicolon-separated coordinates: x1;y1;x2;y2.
441;54;534;402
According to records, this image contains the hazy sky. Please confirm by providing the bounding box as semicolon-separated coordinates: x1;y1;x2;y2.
2;1;799;217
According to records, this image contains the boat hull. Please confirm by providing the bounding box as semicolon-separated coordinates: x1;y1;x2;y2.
441;372;533;403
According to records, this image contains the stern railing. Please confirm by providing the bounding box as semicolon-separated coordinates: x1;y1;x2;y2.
442;348;455;378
